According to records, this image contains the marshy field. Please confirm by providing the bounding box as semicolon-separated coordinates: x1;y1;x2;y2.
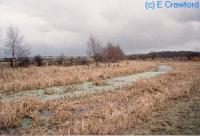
0;60;200;135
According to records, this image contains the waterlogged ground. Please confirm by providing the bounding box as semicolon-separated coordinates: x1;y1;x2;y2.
0;65;173;101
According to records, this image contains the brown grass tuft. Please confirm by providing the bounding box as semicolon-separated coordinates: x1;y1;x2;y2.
0;97;43;129
0;61;157;93
1;61;200;135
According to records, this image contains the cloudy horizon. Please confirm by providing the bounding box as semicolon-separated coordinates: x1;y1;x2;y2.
0;0;200;56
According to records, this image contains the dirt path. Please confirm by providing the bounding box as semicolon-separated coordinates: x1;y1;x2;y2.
129;83;200;135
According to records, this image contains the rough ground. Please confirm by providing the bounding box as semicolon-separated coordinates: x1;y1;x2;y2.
0;61;157;93
0;61;200;135
130;86;200;135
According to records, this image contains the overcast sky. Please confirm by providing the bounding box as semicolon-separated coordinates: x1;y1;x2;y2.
0;0;199;56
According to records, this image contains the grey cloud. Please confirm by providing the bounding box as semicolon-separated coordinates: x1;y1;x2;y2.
167;10;200;22
0;0;199;56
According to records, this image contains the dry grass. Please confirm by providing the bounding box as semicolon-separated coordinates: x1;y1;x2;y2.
0;61;157;93
131;93;200;134
0;61;200;135
0;96;43;129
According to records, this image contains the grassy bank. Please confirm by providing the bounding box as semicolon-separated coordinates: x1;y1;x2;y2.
0;61;200;135
0;61;157;93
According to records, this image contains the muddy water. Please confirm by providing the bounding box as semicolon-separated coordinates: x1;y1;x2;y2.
0;65;173;101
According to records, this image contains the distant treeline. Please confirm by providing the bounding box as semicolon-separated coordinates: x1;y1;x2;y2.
128;51;200;61
1;51;200;68
2;56;91;67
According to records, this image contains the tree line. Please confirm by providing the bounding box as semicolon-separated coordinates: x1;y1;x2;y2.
87;37;125;67
128;51;200;61
0;25;125;68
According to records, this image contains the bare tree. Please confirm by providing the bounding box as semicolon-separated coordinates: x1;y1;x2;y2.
0;30;5;59
4;25;26;68
57;53;65;66
34;55;43;66
103;43;125;67
102;42;113;67
115;44;125;62
87;36;103;67
0;30;4;75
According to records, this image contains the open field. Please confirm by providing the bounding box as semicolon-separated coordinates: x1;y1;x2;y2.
0;61;200;135
130;90;200;135
0;61;158;93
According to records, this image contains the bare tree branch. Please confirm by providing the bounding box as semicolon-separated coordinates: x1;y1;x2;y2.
87;36;103;67
4;25;29;68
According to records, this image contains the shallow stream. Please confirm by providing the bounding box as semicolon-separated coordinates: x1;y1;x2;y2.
0;65;173;101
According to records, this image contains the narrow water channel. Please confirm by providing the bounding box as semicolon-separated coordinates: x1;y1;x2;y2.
0;65;173;101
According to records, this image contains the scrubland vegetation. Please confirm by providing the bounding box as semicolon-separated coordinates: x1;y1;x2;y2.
0;61;157;93
0;14;200;135
1;25;200;135
0;61;200;135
